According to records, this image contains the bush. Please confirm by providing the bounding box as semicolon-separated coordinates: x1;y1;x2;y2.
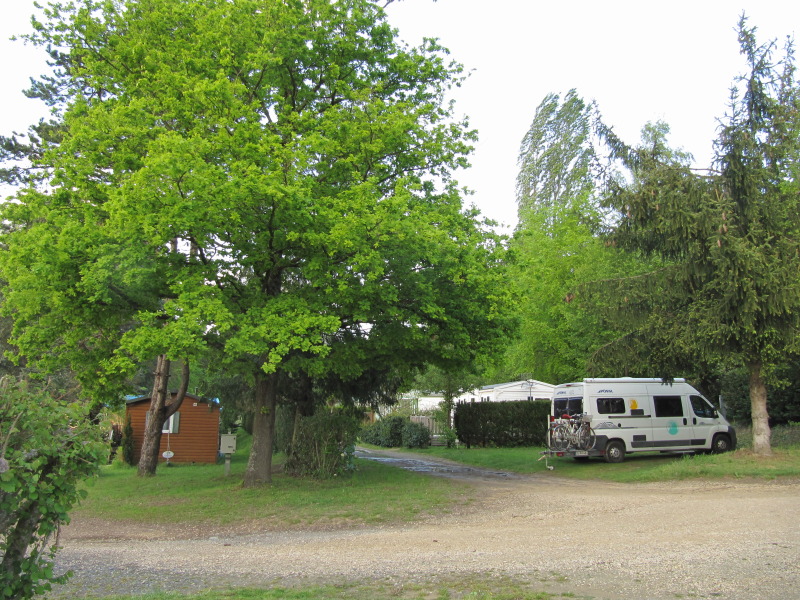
360;415;406;447
401;421;431;449
121;415;135;466
733;421;800;449
360;417;432;449
282;409;361;479
719;367;800;425
0;378;106;599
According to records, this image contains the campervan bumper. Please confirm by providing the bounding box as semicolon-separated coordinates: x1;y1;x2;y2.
542;435;609;459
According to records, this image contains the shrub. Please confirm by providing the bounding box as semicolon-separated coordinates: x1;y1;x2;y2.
121;415;135;466
0;378;106;599
360;415;406;447
283;409;361;479
402;421;431;449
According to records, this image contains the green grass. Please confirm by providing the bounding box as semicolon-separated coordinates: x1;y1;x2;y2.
398;422;800;483
71;575;578;600
77;445;470;529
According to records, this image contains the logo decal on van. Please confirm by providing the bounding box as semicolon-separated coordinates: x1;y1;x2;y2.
630;399;639;410
668;422;679;435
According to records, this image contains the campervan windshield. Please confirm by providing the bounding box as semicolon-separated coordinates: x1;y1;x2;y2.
553;396;583;417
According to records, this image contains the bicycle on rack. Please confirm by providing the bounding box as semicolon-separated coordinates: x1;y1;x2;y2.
547;413;596;452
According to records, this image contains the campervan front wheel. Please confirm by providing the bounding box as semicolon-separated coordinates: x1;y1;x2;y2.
604;440;625;463
711;433;732;454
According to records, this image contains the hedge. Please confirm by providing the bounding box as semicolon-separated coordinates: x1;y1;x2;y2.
453;400;550;448
360;416;431;449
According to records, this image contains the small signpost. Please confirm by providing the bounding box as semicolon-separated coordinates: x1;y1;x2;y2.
219;433;237;476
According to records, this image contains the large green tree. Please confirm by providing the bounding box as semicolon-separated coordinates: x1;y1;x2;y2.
3;0;511;485
516;90;599;227
593;17;800;455
502;90;648;384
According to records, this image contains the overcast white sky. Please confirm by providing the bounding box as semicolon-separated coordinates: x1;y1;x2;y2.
2;0;799;229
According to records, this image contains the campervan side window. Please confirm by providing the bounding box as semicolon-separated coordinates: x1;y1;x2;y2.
653;395;683;418
596;397;625;414
690;395;717;418
554;397;583;417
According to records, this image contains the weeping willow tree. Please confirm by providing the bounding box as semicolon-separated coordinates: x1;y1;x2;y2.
516;89;599;227
591;16;800;456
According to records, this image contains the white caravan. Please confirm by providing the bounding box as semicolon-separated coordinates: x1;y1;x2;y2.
546;378;737;463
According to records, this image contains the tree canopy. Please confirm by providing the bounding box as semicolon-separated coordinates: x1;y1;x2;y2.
0;0;512;483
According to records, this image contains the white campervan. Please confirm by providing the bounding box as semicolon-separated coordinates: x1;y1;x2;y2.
547;378;737;463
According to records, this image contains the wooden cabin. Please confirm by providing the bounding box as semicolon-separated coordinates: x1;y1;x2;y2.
125;393;220;464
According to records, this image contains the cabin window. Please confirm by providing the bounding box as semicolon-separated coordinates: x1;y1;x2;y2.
690;395;717;419
162;412;181;434
596;397;625;414
553;397;583;417
653;396;683;418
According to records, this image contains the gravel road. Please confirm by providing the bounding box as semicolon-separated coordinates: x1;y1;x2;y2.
51;450;800;600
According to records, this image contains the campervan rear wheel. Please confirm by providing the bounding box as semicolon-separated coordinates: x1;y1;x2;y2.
711;433;732;454
604;440;625;463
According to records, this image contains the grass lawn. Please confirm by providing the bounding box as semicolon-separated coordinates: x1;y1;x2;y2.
76;578;575;600
403;444;800;482
399;421;800;483
76;452;470;529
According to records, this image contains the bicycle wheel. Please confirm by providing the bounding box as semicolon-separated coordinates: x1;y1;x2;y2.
577;425;596;450
549;424;570;451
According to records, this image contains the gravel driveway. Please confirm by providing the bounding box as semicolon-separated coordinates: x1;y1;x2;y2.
52;450;800;599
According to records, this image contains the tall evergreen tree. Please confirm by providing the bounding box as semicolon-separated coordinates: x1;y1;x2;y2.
593;17;800;455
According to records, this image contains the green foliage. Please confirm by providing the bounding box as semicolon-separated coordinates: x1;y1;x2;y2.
401;421;431;449
502;88;656;384
360;416;407;448
0;378;106;599
283;410;361;479
453;401;550;448
3;0;513;484
590;18;800;453
516;89;599;227
120;415;135;466
504;205;656;383
719;365;800;425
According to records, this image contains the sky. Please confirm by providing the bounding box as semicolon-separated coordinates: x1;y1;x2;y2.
2;0;799;229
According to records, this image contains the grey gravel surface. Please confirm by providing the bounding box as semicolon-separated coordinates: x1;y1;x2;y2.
50;451;800;599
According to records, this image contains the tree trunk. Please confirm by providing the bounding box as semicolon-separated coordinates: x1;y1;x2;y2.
165;361;190;422
138;358;191;476
243;372;278;487
748;361;772;456
137;355;171;477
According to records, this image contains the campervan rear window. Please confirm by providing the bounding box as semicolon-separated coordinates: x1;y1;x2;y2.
596;397;625;414
554;397;583;417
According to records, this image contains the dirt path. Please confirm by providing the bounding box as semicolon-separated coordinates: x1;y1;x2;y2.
54;450;800;599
